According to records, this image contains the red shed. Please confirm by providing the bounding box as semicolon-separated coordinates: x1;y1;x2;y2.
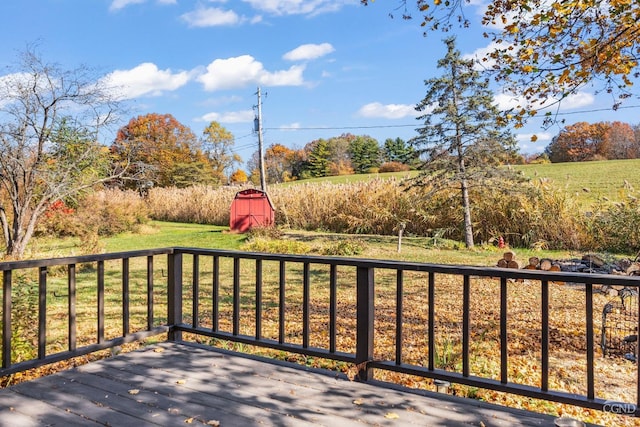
229;189;275;232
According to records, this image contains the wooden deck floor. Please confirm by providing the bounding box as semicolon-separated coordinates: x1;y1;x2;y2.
0;342;562;426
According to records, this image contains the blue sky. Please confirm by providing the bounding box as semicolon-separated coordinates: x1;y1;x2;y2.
1;0;639;167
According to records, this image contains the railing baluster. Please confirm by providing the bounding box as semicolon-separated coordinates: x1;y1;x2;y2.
585;282;595;400
97;260;105;343
500;277;508;384
255;259;262;340
541;279;549;391
279;260;286;344
356;266;374;381
329;264;337;353
192;254;200;329
303;262;310;348
462;275;470;377
68;264;77;352
428;271;435;371
122;258;129;336
212;256;219;332
233;257;240;336
395;269;403;365
147;256;154;330
3;270;12;369
38;266;47;359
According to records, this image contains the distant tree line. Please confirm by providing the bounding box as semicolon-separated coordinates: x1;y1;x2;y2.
544;121;640;163
246;133;419;184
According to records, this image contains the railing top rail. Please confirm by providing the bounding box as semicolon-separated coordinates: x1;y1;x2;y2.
1;245;638;287
174;247;640;287
0;248;174;270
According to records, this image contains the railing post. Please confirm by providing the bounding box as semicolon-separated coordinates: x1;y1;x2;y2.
356;266;374;381
167;252;183;342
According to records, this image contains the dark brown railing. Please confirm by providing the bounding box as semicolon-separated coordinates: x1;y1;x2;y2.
1;247;639;417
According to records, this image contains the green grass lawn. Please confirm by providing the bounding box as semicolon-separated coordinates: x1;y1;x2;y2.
514;158;640;207
26;222;247;259
278;158;640;209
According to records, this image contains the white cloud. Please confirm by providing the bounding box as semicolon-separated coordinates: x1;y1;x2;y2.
517;132;552;144
200;109;254;123
109;0;174;11
181;7;245;27
517;132;553;153
494;91;595;111
280;122;301;130
242;0;349;16
197;55;305;91
283;43;335;61
103;63;191;99
356;102;419;120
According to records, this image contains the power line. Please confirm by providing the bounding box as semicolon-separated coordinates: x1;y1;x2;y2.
264;124;417;131
260;104;640;133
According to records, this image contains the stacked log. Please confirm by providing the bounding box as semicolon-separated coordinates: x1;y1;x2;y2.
496;251;521;269
495;251;640;295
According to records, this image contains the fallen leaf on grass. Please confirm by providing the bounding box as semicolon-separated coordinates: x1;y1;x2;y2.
385;412;399;419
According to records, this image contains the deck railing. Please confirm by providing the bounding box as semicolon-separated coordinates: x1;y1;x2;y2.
1;247;639;416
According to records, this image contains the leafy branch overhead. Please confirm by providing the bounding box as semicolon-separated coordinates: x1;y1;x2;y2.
361;0;640;125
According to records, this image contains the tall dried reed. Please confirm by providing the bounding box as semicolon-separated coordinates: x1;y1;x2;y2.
141;178;635;253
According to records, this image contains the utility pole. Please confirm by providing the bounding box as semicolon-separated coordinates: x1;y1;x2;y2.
255;87;267;192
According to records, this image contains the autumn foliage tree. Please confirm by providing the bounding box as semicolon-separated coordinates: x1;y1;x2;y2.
201;121;241;184
545;121;638;162
264;143;296;183
111;113;212;189
362;0;640;125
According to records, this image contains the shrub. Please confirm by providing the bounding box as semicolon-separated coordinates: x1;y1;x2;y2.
242;237;311;254
379;162;410;173
320;240;364;256
36;189;150;239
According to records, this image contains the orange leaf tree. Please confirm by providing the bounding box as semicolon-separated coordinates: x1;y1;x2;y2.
545;121;638;162
111;113;213;189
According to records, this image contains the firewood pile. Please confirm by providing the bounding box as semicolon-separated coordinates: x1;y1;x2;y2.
495;251;640;296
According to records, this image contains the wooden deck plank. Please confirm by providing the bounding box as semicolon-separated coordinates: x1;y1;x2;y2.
0;390;90;427
0;342;565;426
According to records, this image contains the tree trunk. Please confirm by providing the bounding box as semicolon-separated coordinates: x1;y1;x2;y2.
460;177;474;248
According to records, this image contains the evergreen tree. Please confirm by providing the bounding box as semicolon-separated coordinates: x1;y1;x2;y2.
411;37;522;248
306;139;332;178
383;137;417;165
348;135;381;174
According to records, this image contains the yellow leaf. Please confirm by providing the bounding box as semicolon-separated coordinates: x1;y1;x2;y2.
385;412;400;419
207;421;220;427
185;417;194;424
176;379;187;385
353;399;364;405
153;347;164;353
128;389;140;395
